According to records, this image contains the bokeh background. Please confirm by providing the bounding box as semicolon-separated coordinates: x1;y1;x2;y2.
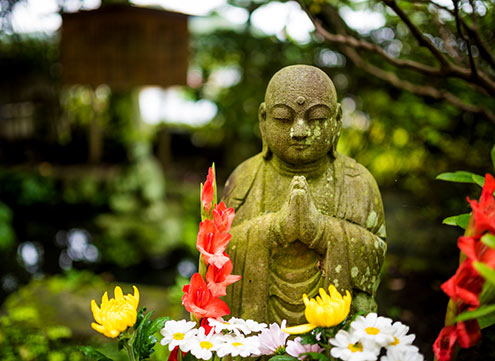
1;0;494;360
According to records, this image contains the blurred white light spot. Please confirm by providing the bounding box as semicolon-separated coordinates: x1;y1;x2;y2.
18;242;40;267
177;259;197;278
140;87;162;125
131;0;225;16
339;6;386;34
139;87;217;126
217;5;249;24
209;66;241;88
84;244;99;262
11;0;62;33
59;250;73;270
67;229;89;260
342;97;356;114
251;1;314;44
317;49;346;67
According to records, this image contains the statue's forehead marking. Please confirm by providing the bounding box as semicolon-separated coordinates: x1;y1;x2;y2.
296;96;305;105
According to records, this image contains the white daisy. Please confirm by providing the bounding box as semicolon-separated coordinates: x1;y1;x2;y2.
208;317;268;336
160;319;197;351
381;347;424;361
215;334;261;358
245;318;268;333
184;327;223;360
385;320;417;351
330;329;380;361
350;313;394;348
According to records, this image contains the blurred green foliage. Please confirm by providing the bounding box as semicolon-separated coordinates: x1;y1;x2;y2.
0;201;15;250
0;305;84;361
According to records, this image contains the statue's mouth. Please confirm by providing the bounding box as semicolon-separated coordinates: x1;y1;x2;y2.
291;143;310;149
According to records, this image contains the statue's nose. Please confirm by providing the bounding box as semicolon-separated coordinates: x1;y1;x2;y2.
292;118;308;139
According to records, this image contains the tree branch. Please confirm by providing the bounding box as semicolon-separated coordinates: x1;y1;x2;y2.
453;0;478;79
296;0;495;123
382;0;449;67
415;0;495;72
343;46;495;124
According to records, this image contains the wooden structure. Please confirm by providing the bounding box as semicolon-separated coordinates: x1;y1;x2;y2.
61;3;189;90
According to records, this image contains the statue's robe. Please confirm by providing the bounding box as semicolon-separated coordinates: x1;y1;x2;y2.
222;152;387;325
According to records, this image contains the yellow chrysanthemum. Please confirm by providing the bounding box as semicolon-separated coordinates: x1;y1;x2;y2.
283;285;351;334
91;285;140;338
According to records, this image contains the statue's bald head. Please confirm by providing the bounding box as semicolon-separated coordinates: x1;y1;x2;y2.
264;65;338;113
259;65;342;164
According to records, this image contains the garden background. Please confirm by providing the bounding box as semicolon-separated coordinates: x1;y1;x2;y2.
0;0;494;360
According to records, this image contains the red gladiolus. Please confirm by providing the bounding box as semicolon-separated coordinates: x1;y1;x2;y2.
433;325;458;361
206;256;241;297
196;219;231;268
182;273;230;319
456;319;481;348
441;258;484;307
202;167;215;213
458;235;495;268
167;346;185;361
213;202;235;233
200;317;214;335
468;173;495;234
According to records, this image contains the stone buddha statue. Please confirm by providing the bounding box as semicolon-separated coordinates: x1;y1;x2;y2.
222;65;386;326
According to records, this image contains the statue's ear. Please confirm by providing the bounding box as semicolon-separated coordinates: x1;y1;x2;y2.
330;103;343;158
258;102;266;139
259;102;270;159
336;103;343;125
258;102;266;122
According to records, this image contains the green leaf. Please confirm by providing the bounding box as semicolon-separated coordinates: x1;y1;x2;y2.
454;304;495;322
442;213;471;229
269;356;299;361
491;144;495;172
148;316;168;335
183;352;198;361
78;346;114;361
474;262;495;287
472;174;486;187
482;234;495;248
437;171;485;187
479;280;495;305
134;307;147;330
132;311;169;360
479;311;495;329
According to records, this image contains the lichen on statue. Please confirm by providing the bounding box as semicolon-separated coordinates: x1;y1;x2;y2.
222;65;387;326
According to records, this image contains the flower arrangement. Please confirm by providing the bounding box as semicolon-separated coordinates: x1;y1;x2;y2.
433;146;495;361
82;164;424;361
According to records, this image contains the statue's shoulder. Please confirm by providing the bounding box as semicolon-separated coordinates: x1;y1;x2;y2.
335;153;377;185
221;153;264;210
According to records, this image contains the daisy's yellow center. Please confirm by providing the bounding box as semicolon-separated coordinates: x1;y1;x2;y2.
223;322;230;325
391;336;400;346
232;342;243;347
200;341;213;349
347;342;363;353
365;327;380;335
173;333;184;340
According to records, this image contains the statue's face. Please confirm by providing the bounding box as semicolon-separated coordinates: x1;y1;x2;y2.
260;66;341;165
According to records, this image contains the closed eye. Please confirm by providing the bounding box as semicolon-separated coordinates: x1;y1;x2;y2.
274;117;291;123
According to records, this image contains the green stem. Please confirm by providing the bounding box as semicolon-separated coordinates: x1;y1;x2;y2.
125;329;138;361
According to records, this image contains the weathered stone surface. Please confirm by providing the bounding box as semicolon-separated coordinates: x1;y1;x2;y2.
222;65;387;326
